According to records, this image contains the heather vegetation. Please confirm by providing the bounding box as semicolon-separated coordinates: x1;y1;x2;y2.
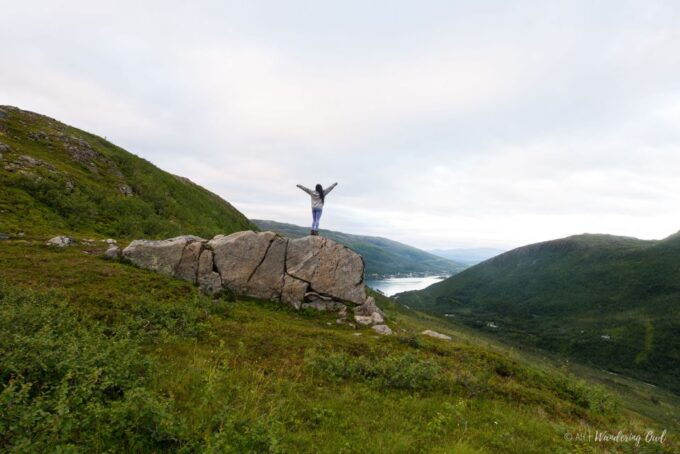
0;241;676;452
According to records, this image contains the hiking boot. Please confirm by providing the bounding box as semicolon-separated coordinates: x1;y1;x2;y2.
310;229;316;236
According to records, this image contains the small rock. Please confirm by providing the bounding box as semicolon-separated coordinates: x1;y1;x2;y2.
421;329;452;341
371;312;385;324
353;333;362;336
372;324;393;335
18;154;41;166
0;233;9;240
119;185;133;196
105;238;117;245
354;315;373;325
17;232;25;237
354;296;384;317
354;312;384;325
46;236;74;247
104;245;121;260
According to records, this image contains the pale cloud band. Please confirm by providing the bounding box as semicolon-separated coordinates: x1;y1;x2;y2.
2;1;680;249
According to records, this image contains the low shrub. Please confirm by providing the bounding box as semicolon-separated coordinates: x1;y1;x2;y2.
0;283;184;451
305;350;442;391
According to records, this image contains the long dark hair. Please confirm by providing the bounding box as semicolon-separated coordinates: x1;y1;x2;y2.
315;184;324;203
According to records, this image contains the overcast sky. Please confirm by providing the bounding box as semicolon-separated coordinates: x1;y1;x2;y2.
2;1;680;249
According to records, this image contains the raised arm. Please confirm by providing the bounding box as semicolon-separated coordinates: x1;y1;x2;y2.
296;184;313;195
324;182;338;196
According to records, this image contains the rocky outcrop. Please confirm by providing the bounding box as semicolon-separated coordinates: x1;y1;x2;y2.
122;231;385;322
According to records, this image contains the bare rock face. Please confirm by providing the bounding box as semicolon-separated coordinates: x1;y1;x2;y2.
243;235;287;300
122;230;387;328
197;249;222;295
122;235;204;277
286;236;366;305
175;241;204;282
281;275;308;309
208;231;275;290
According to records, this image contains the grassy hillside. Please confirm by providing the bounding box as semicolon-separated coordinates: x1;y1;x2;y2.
1;238;676;453
0;105;255;239
252;219;465;278
398;233;680;394
1;107;676;451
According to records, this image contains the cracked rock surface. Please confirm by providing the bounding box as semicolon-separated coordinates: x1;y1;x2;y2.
122;231;383;318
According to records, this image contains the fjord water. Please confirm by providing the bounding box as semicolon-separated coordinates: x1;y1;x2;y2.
366;276;444;296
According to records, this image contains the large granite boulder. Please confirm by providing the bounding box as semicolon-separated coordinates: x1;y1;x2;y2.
121;231;385;325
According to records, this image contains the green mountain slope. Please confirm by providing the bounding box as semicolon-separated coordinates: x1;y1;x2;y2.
1;238;676;452
398;233;680;393
252;219;466;278
0;105;255;239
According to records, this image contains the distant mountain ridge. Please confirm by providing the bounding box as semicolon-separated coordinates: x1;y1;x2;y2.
252;219;466;278
429;247;506;265
398;232;680;393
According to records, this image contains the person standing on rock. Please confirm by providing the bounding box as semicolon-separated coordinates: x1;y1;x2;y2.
296;182;337;236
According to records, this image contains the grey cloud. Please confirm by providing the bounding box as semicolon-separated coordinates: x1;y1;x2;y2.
2;1;680;249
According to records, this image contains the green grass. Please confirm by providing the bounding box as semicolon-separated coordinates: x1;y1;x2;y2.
252;219;465;277
0;239;677;453
0;105;255;239
398;233;680;394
